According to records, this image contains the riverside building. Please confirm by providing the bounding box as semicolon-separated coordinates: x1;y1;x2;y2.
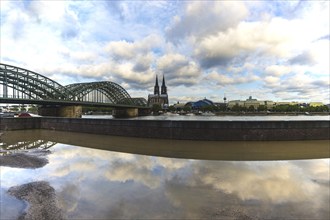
227;96;274;110
227;96;325;110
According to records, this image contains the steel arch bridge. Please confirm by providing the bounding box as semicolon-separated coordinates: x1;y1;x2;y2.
65;81;132;105
0;63;147;107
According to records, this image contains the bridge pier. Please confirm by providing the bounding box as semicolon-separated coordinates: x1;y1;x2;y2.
138;108;151;116
112;108;139;118
38;105;82;118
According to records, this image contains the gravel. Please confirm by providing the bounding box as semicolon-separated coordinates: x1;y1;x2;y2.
0;152;49;168
8;181;64;220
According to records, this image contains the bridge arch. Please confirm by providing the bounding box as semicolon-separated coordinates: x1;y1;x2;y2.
65;81;132;104
0;63;73;100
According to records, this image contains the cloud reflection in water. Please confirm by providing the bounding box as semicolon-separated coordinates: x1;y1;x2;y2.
1;135;329;219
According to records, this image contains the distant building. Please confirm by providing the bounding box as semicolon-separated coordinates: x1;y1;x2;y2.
309;102;323;107
173;102;186;111
186;98;214;110
148;75;169;108
228;96;274;110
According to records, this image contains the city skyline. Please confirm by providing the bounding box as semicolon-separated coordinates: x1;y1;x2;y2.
1;1;329;104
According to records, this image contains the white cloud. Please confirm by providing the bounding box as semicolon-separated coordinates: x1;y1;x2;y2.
157;53;201;86
206;71;259;86
166;1;248;42
194;17;317;69
1;1;329;103
265;65;291;76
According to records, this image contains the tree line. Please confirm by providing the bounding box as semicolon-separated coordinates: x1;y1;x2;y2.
156;104;329;113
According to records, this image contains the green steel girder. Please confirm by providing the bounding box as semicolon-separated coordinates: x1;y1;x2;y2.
0;63;139;106
65;81;132;104
120;97;148;106
0;63;73;100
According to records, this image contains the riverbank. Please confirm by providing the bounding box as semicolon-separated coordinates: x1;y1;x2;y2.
214;111;330;116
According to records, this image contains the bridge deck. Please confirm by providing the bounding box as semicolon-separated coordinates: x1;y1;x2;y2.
0;97;149;108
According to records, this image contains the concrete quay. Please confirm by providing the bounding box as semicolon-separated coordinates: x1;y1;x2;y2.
0;117;329;141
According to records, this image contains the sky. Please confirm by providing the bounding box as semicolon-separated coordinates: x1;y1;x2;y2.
0;0;329;104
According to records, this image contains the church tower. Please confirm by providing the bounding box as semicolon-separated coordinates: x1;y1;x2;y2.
154;75;159;95
148;74;169;108
161;75;167;95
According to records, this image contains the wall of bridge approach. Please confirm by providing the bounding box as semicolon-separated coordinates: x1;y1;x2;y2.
1;117;329;141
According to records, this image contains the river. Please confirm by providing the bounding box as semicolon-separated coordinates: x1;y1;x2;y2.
82;113;330;121
0;129;329;219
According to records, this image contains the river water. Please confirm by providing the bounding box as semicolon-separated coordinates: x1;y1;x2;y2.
83;113;330;121
0;117;329;219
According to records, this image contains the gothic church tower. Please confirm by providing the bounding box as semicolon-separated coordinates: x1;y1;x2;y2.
161;75;167;95
154;75;160;95
148;74;169;108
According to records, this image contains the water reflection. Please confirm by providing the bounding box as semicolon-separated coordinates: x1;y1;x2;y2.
0;130;329;219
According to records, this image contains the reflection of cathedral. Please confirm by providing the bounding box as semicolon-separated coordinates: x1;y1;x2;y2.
148;75;169;108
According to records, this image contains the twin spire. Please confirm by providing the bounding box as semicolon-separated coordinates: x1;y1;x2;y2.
154;75;167;95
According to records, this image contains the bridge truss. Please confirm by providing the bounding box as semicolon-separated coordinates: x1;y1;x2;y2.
0;63;147;106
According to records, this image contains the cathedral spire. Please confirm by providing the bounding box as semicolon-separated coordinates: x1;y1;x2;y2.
161;75;167;95
154;75;159;95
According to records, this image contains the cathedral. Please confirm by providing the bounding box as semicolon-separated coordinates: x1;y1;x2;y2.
148;75;169;108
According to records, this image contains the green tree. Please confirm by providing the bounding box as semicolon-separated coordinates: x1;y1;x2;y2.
183;105;191;112
28;105;38;113
152;104;162;113
201;105;215;112
247;105;255;112
217;105;227;112
168;105;176;112
257;105;267;112
10;105;19;112
231;104;241;112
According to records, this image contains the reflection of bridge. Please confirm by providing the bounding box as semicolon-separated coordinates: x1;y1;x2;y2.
0;63;149;117
0;139;56;156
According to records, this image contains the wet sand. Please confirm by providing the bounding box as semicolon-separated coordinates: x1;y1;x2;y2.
8;181;63;220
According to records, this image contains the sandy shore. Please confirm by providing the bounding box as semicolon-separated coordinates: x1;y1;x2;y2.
0;152;49;168
8;181;63;220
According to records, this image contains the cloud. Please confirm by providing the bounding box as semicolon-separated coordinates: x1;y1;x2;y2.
157;53;202;86
194;18;300;69
206;71;259;86
105;35;162;61
263;72;330;102
264;76;280;85
1;1;329;103
265;65;291;76
289;51;317;65
166;1;248;42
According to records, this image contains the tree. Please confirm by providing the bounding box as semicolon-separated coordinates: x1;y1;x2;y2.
201;105;214;112
231;104;241;112
168;105;176;112
183;105;191;112
152;104;162;113
257;105;267;112
247;105;255;112
29;105;38;113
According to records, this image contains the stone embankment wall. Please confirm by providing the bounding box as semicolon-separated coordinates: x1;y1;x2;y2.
1;117;329;141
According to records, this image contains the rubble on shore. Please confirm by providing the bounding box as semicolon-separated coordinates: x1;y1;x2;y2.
0;152;49;168
8;181;63;220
